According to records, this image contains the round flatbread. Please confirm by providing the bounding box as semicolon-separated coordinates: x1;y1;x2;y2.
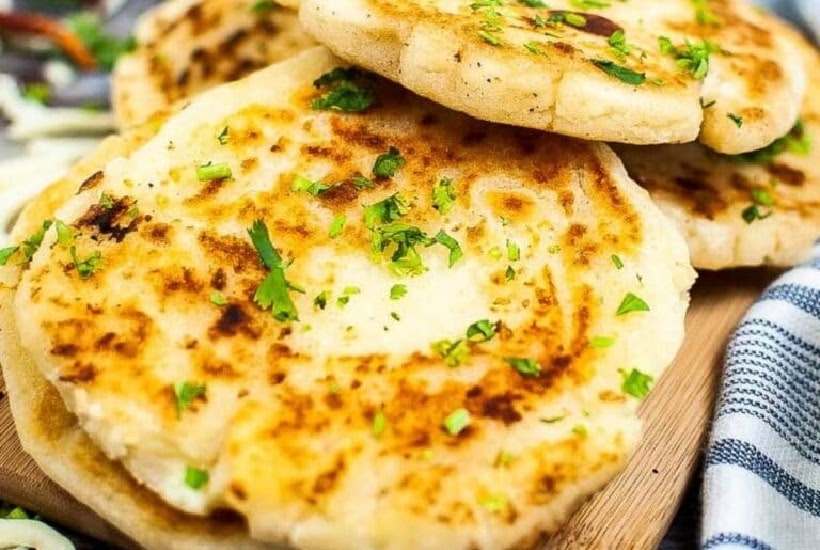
2;47;694;550
112;0;316;129
614;35;820;270
298;0;806;154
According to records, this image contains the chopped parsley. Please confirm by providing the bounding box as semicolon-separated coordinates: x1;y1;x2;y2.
570;0;611;7
336;286;360;308
572;424;589;437
292;175;331;196
432;177;457;215
505;265;516;281
0;247;17;266
352;175;374;189
608;29;632;60
99;192;114;209
443;408;471;436
311;67;375;112
372;410;387;438
691;0;720;25
741;188;774;224
611;254;624;269
248;220;299;322
373;147;406;178
615;293;650;315
329;214;346;238
479;494;508;513
727;113;743;128
314;290;331;310
518;0;547;6
540;415;566;424
592;60;646;85
524;41;546;55
504;357;542;377
620;368;653;398
699;97;716;109
251;0;279;13
70;247;103;279
5;220;54;265
472;0;505;45
589;335;616;349
372;223;433;276
506;239;520;262
466;319;497;342
55;220;76;247
547;12;587;28
658;37;715;80
173;381;207;417
217;126;229;145
435;230;464;267
390;284;408;300
364;194;409;228
431;339;469;367
184;467;209;490
209;292;228;306
196;162;232;181
732;120;811;164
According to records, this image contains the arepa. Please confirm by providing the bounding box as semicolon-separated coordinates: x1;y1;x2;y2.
1;47;694;550
615;33;820;269
299;0;806;154
112;0;316;128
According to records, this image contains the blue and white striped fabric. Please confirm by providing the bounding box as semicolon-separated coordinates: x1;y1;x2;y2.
700;2;820;549
701;239;820;549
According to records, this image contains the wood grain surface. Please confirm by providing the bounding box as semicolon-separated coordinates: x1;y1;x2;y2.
0;269;776;550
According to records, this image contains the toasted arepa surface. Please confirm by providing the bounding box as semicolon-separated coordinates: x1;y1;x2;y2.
298;0;805;154
112;0;316;128
615;36;820;270
3;47;693;550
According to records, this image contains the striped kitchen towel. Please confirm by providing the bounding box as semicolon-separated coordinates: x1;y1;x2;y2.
701;240;820;549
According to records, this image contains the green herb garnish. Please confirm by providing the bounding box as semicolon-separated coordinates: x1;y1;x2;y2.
432;177;457;215
504;357;542;377
435;230;463;267
592;60;646;85
173;381;207;417
70;247;102;279
248;220;299;322
372;410;387;438
443;408;471;436
329;214;346;238
196;162;232;181
620;368;653;398
217;126;229;145
311;67;375;112
373;146;406;178
589;335;616;348
615;293;650;315
184;467;209;490
390;284;408;300
431;339;469;367
292;175;331;196
209;292;228;306
727;113;743;128
466;319;497;342
741;188;774;224
658;37;715;79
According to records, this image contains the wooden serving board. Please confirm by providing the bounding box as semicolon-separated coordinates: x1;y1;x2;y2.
0;270;777;550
